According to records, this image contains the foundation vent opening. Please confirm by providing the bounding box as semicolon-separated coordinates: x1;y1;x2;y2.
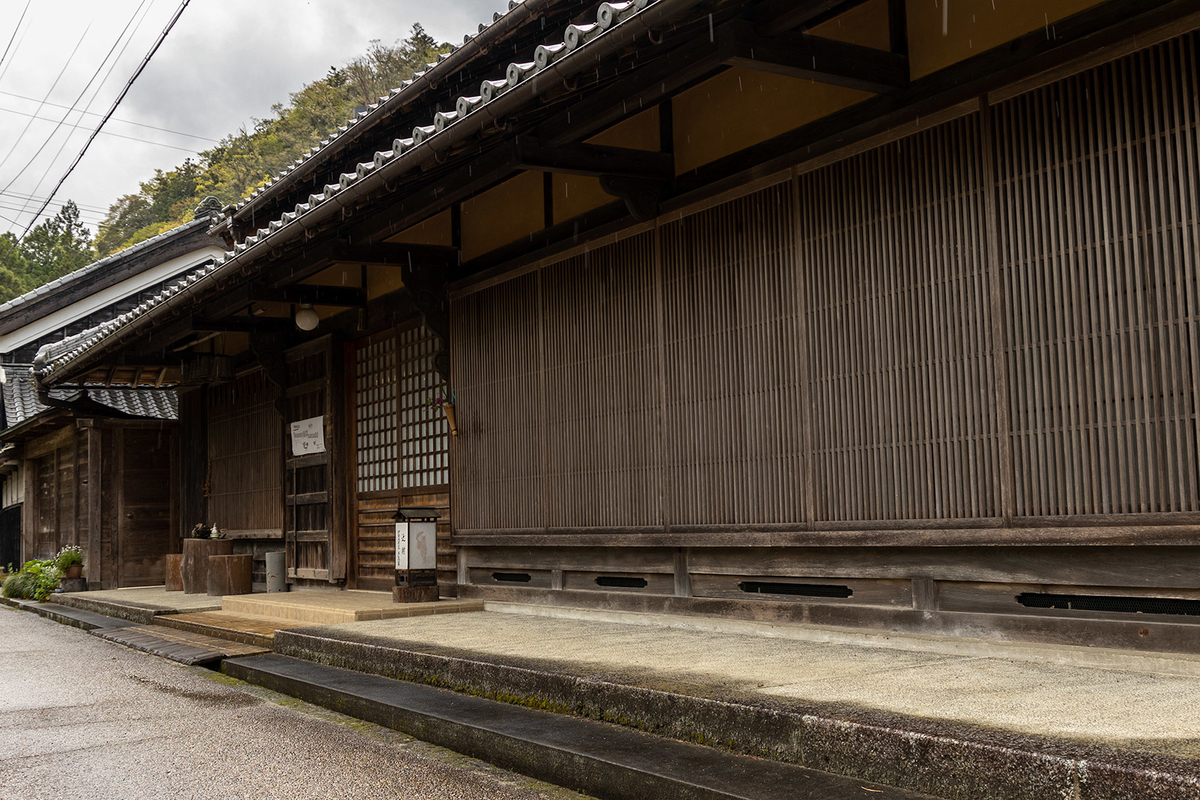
739;581;853;599
1016;592;1200;617
491;572;532;583
595;576;648;589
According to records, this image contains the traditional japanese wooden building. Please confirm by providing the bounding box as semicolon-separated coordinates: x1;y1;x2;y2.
36;0;1200;650
0;214;222;586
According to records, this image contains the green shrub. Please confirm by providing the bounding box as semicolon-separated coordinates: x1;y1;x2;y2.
56;546;83;570
1;559;60;601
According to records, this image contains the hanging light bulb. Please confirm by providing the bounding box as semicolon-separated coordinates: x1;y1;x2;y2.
295;303;320;331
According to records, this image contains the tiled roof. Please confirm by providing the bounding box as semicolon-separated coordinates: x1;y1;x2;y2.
40;0;693;385
230;0;559;224
2;364;176;429
0;216;213;318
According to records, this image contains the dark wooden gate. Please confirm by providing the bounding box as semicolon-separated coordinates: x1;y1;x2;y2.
115;426;175;587
284;336;347;584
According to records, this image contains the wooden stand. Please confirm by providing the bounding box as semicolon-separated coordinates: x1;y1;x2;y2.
164;554;184;591
181;538;233;594
392;585;439;603
207;554;253;596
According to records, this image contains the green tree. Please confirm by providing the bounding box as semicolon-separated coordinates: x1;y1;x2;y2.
21;201;93;286
92;22;452;256
0;233;30;303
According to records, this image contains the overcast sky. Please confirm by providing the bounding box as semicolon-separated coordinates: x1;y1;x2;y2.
0;0;505;238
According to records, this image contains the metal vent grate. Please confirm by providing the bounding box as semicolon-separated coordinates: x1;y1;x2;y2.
739;581;853;598
1016;593;1200;617
595;576;648;589
491;572;532;583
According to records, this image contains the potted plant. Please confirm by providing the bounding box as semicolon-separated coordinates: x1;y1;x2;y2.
427;387;458;436
55;546;84;579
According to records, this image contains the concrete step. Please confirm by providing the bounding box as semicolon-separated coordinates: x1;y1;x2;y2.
221;592;482;625
153;610;286;649
223;653;935;800
24;601;141;631
47;592;220;624
94;625;269;667
273;624;1200;800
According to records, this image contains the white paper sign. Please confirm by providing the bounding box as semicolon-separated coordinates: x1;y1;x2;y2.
290;416;326;455
395;522;409;571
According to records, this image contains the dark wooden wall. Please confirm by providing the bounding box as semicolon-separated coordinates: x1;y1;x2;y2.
449;31;1200;646
453;31;1200;540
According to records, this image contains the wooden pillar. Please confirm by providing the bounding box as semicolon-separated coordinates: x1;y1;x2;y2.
20;459;35;566
86;423;102;589
178;387;208;542
328;337;347;582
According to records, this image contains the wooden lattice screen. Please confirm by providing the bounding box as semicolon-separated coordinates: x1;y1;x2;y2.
452;31;1200;536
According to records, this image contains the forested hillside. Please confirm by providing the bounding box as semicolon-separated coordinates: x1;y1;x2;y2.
0;24;448;304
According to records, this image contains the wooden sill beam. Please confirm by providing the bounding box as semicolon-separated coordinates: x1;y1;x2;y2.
717;22;908;93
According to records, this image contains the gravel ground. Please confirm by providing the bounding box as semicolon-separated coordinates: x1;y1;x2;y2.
0;607;590;800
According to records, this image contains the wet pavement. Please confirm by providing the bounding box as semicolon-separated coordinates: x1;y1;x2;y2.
0;605;587;800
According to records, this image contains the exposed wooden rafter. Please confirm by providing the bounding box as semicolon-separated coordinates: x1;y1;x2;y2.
515;140;674;180
250;285;367;307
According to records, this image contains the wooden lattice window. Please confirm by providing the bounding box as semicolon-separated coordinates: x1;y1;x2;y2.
354;336;398;494
354;325;448;493
398;326;449;489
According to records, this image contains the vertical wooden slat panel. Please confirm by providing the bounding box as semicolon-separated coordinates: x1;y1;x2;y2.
798;115;999;522
995;32;1200;517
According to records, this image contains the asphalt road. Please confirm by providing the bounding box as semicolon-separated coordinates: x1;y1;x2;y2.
0;606;588;800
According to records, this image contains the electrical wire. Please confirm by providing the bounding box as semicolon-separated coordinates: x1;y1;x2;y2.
5;0;157;207
0;104;199;153
0;1;33;74
0;89;218;143
0;21;93;177
19;0;193;239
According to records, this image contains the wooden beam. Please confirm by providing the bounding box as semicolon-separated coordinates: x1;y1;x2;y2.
191;317;294;333
751;0;870;34
515;140;675;180
717;22;908;93
344;143;520;247
250;285;367;307
540;36;721;149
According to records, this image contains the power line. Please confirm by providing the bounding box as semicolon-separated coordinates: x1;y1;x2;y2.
0;104;200;153
0;21;93;179
0;1;32;73
20;0;194;239
6;0;157;211
0;190;109;215
0;89;218;143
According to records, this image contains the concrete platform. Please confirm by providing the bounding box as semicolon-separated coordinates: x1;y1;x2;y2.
153;610;314;649
93;625;269;667
221;590;482;624
273;604;1200;800
225;653;935;800
47;586;221;623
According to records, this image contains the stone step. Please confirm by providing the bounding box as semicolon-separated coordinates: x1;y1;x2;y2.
24;601;141;631
224;653;934;800
221;592;481;625
47;592;220;624
93;625;269;667
153;610;292;649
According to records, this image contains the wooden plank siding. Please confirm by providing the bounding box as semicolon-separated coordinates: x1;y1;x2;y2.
450;31;1200;644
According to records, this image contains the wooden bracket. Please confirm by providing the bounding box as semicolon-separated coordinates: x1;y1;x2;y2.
516;140;674;180
599;175;670;222
716;21;909;94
